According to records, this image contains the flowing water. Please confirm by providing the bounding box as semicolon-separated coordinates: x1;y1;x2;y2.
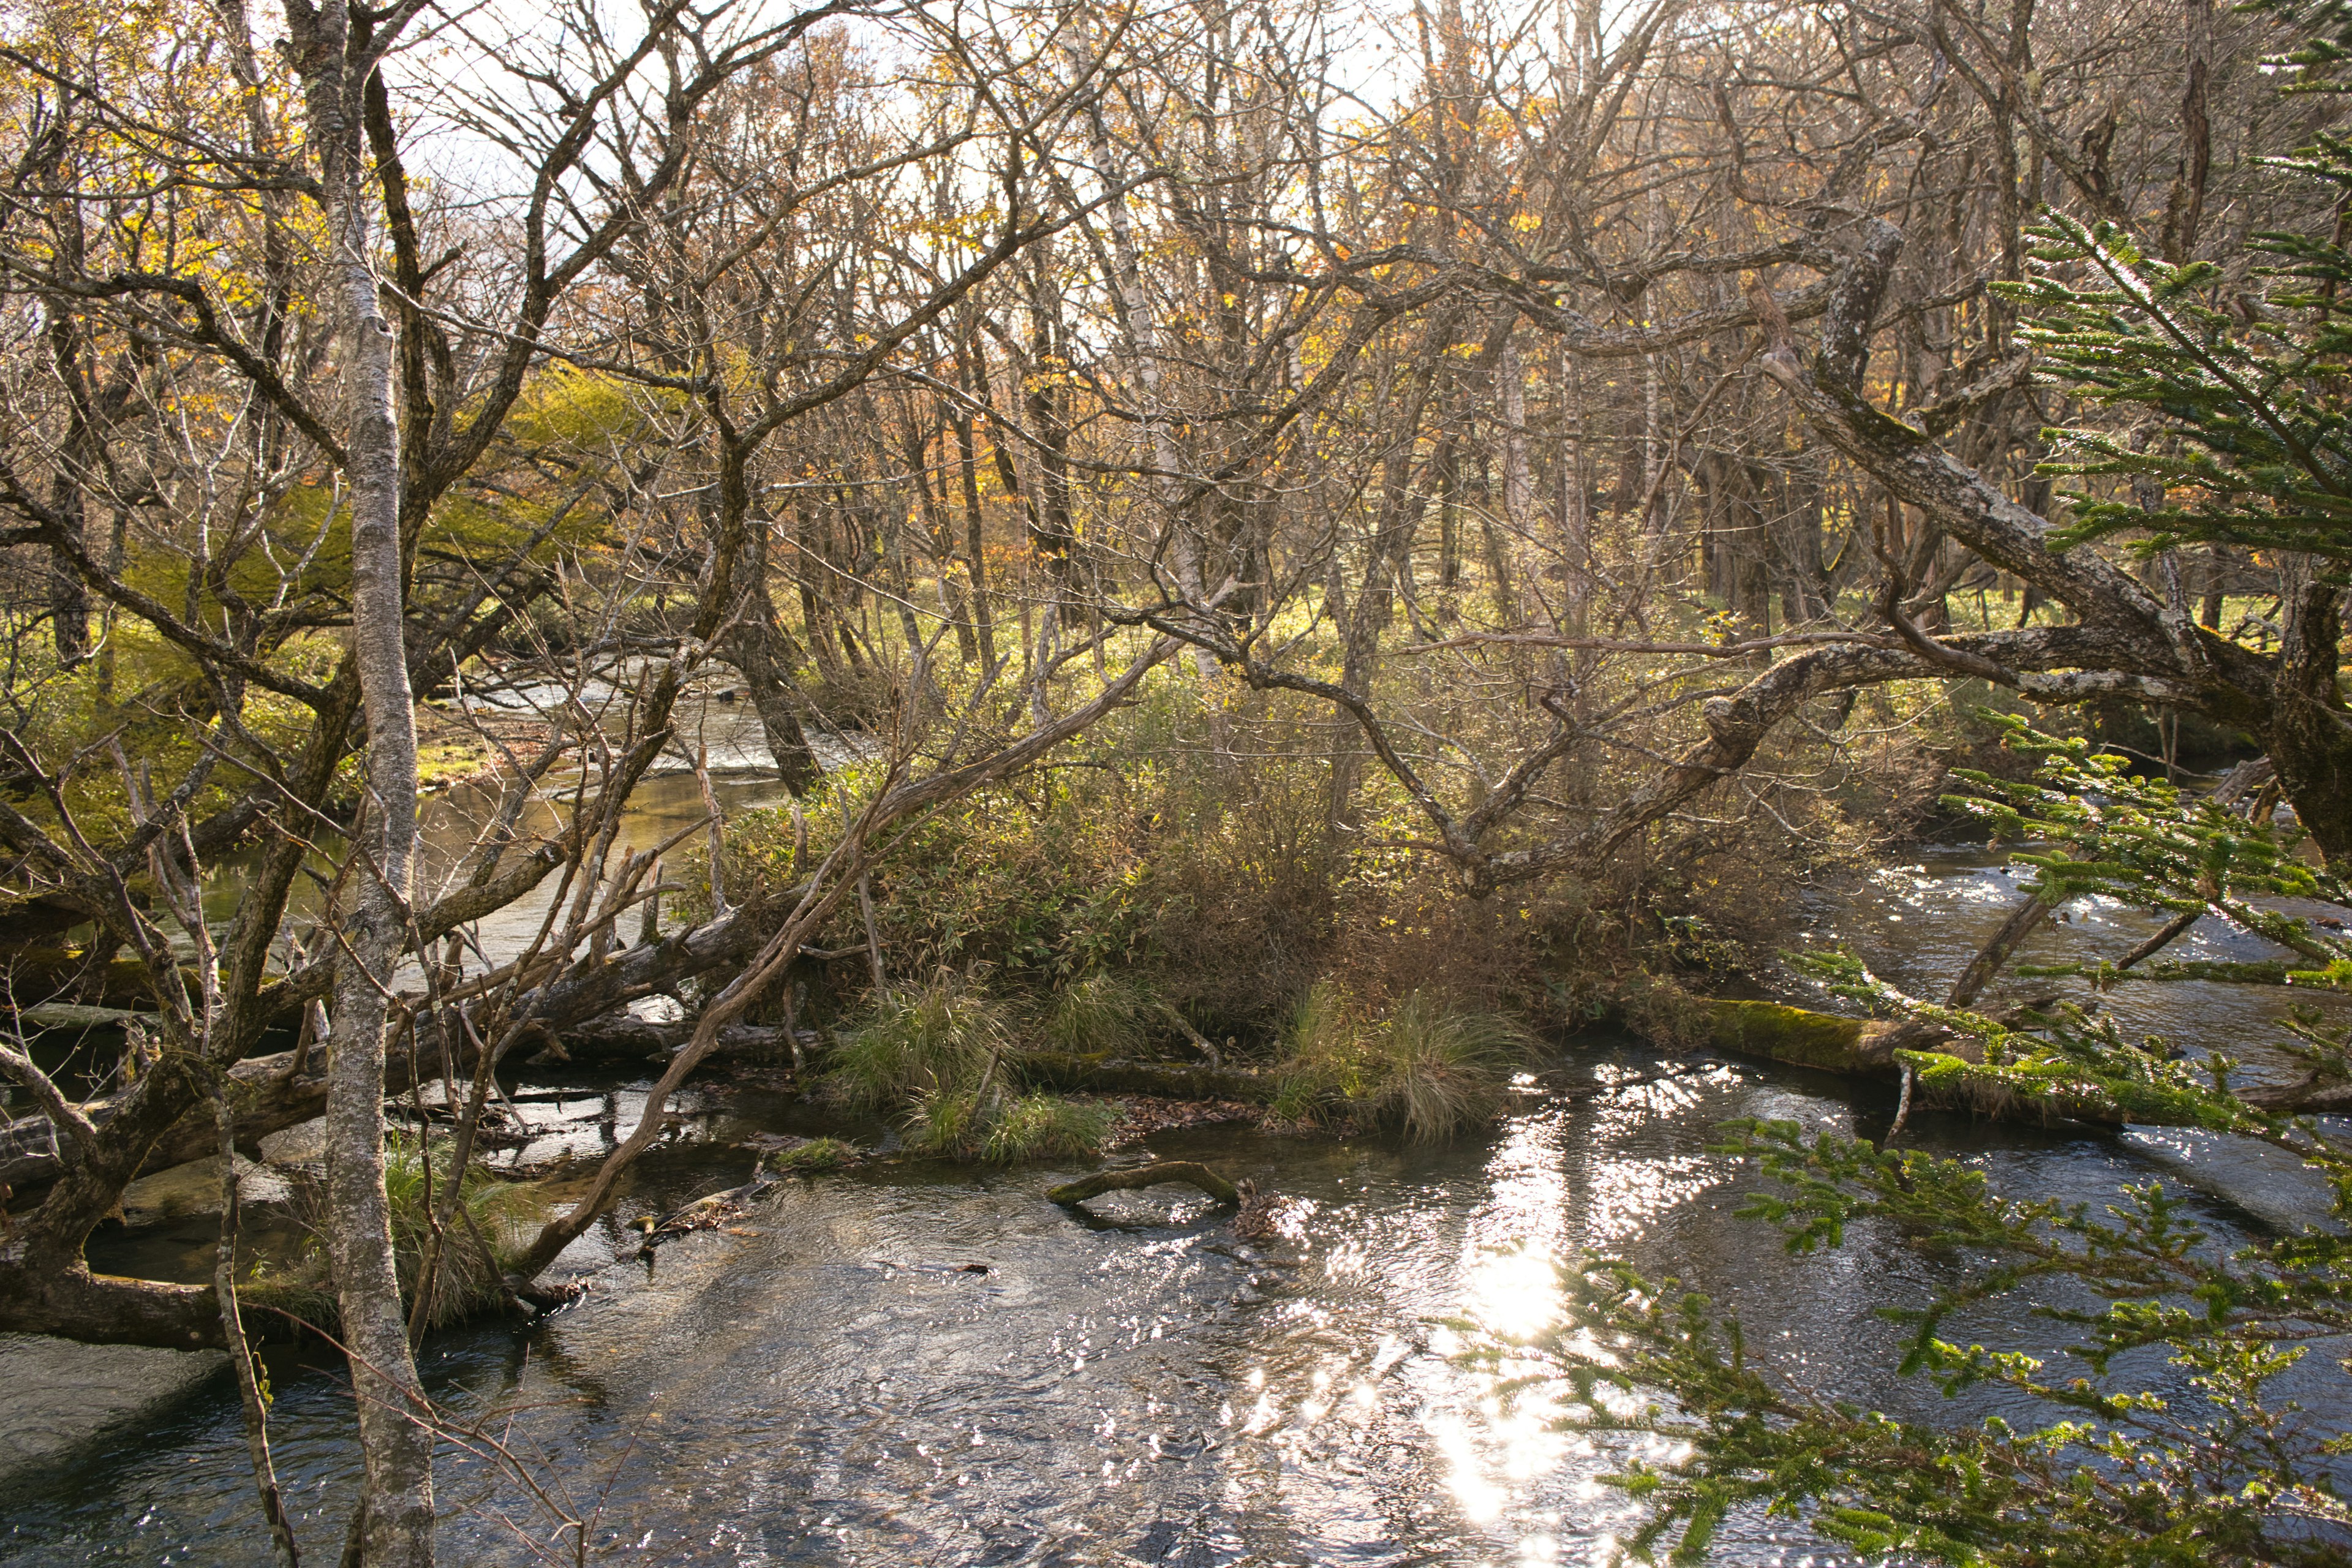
6;1057;2192;1568
2;783;2346;1563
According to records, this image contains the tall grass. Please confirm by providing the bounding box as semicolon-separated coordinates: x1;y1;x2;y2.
772;1136;860;1171
1040;973;1155;1055
383;1134;541;1328
830;971;1113;1163
1275;985;1532;1144
826;973;1009;1109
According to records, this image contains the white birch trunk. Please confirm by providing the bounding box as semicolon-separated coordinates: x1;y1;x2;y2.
1559;340;1589;633
1500;335;1532;548
1073;62;1226;737
284;1;436;1557
322;198;437;1568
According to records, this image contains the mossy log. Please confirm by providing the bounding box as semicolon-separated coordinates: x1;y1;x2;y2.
1047;1161;1241;1205
1704;998;2352;1124
1706;1000;1894;1073
1019;1052;1276;1102
1;1012;801;1197
0;948;198;1014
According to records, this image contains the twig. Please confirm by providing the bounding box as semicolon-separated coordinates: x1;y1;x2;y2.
213;1080;300;1567
858;873;886;991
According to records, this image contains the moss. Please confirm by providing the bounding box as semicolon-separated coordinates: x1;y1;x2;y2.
1706;1000;1879;1072
772;1136;860;1170
416;737;493;790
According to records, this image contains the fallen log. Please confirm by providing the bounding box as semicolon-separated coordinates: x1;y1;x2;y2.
532;1015;805;1065
0;902;787;1199
6;1041;393;1194
0;947;198;1014
1;1010;797;1198
1706;1001;1892;1074
1019;1052;1276;1102
1;1026;812;1197
632;1169;780;1256
1047;1161;1241;1205
1704;998;2352;1125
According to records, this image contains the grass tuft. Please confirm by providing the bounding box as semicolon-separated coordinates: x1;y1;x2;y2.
251;1132;539;1335
773;1136;860;1171
903;1086;1112;1163
1041;972;1156;1055
1371;991;1534;1144
826;973;1009;1110
1275;985;1532;1144
982;1093;1115;1163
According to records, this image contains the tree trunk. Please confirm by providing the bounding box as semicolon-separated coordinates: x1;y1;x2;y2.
320;277;436;1568
721;521;821;794
1742;220;2352;862
285;1;437;1555
1705;999;2352;1124
2271;573;2352;860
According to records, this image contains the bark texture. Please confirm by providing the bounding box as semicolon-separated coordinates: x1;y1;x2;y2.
286;0;436;1555
1046;1162;1242;1205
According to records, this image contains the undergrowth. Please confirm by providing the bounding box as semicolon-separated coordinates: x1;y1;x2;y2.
247;1131;538;1333
1039;972;1157;1055
708;681;1866;1057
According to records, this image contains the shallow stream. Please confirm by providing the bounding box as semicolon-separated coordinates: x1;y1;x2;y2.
8;1052;2209;1568
3;754;2347;1564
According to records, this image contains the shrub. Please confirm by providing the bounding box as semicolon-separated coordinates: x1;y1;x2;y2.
1615;970;1713;1050
706;679;1827;1057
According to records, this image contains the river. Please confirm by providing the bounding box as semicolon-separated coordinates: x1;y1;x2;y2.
1;739;2343;1564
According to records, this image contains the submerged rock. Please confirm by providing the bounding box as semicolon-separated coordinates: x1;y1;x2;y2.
0;1334;223;1477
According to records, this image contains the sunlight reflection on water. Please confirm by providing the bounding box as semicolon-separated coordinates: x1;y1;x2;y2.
9;995;2286;1567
